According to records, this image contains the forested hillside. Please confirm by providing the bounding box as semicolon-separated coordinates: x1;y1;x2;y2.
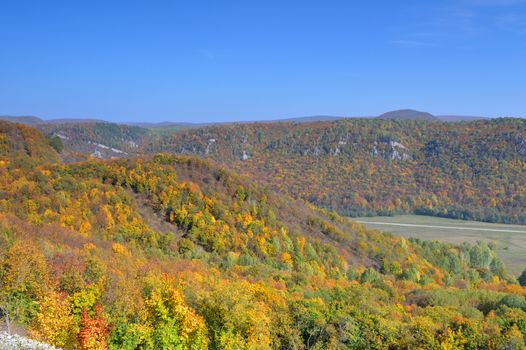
37;122;148;159
0;121;62;163
143;118;526;224
2;121;526;349
33;118;526;225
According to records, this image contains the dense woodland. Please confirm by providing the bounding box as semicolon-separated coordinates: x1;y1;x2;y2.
37;118;526;224
141;118;526;224
2;121;526;349
38;123;148;154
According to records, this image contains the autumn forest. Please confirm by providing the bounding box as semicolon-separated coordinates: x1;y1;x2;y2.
2;118;526;349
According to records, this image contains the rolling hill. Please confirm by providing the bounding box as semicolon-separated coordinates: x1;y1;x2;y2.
0;109;497;129
19;117;526;225
377;109;438;121
15;116;526;225
0;115;44;124
2;121;526;348
142;118;526;224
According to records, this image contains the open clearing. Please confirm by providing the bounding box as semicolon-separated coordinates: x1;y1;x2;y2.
352;215;526;276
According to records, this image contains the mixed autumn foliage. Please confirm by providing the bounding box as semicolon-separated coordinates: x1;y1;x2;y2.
38;118;526;224
142;118;526;224
2;120;526;349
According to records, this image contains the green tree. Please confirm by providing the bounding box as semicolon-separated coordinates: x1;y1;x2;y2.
518;268;526;287
48;135;64;153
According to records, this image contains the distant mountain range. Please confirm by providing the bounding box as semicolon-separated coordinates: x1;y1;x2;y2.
127;115;350;128
0;115;108;125
377;109;491;122
0;115;44;124
1;109;494;128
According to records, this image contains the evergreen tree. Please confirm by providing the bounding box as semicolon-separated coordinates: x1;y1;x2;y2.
518;268;526;286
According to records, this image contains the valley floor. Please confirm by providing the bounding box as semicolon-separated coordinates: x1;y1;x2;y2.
353;215;526;276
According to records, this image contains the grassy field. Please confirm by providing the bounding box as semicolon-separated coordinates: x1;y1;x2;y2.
352;215;526;276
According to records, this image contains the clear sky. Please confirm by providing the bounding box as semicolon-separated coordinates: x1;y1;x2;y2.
1;0;525;122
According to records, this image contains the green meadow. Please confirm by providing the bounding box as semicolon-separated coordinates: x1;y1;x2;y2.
353;215;526;276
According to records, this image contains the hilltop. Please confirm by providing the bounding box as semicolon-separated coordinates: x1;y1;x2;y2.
0;115;108;125
0;115;43;124
377;109;438;121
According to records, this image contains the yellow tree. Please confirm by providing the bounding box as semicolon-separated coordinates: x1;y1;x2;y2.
31;291;76;348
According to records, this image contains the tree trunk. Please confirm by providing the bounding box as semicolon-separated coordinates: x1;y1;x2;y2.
1;306;11;335
5;312;10;335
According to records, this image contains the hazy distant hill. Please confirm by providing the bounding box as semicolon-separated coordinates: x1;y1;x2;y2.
377;110;491;122
377;109;438;121
127;115;349;129
0;115;108;124
0;115;43;124
45;118;108;124
1;111;501;129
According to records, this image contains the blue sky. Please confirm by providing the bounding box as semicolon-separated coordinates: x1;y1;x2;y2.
1;0;525;122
